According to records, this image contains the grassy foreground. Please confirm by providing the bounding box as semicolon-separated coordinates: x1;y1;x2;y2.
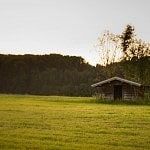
0;95;150;150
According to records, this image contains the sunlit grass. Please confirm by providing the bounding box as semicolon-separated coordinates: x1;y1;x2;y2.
0;94;150;150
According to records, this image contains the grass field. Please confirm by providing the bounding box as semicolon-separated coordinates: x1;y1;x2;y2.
0;94;150;150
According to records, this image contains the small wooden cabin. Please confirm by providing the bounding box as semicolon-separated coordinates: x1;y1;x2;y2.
91;77;144;100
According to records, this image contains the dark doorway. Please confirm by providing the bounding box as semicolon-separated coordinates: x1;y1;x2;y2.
114;85;122;100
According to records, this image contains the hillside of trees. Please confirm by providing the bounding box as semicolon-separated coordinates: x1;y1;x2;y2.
0;54;96;96
0;53;149;96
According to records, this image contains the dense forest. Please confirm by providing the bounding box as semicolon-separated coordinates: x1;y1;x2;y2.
0;54;149;96
0;25;149;96
0;54;96;96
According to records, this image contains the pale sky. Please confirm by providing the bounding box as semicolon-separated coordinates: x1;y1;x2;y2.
0;0;150;65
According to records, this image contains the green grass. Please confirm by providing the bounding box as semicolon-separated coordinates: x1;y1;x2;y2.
0;94;150;150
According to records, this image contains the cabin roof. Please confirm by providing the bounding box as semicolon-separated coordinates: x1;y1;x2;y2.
91;77;141;87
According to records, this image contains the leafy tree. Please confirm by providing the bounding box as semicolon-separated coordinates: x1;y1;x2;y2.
121;24;135;60
121;24;150;60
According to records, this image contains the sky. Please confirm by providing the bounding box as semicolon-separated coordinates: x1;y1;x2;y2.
0;0;150;65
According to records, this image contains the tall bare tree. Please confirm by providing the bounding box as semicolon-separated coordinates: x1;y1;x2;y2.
96;30;121;66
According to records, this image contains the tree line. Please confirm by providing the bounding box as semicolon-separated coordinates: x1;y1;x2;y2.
0;54;97;96
0;53;149;96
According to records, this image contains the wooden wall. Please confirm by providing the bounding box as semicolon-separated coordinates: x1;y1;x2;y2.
122;84;142;100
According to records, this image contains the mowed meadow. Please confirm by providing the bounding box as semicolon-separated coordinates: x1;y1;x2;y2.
0;95;150;150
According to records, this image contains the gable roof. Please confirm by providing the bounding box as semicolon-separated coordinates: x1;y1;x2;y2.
91;77;141;87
